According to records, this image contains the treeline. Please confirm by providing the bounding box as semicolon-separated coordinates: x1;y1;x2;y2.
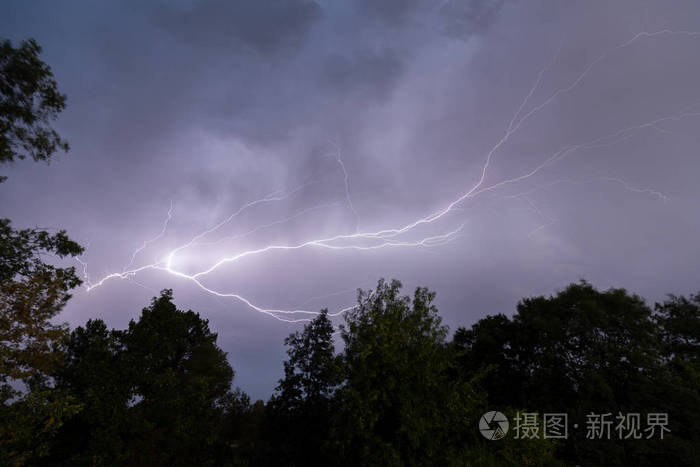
2;267;699;465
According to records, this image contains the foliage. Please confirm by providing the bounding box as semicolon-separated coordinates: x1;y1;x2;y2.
456;281;700;466
0;38;69;181
333;279;486;466
0;36;81;465
48;319;130;466
0;388;81;467
652;293;700;464
122;290;235;466
0;218;83;393
274;309;341;407
655;292;700;363
48;290;239;467
267;310;342;466
0;218;83;466
2;271;696;466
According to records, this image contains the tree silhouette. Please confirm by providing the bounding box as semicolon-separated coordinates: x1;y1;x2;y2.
49;290;240;466
268;310;342;466
0;219;83;464
121;290;235;466
0;38;69;182
455;281;700;465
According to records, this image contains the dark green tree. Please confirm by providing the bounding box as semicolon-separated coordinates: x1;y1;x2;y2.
455;281;698;465
275;310;340;406
216;388;266;466
49;319;130;466
120;290;235;466
267;310;342;466
652;293;700;464
655;293;700;364
334;279;484;466
0;38;69;182
47;292;249;466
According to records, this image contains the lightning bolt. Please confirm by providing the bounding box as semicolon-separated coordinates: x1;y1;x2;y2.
79;29;699;322
123;200;173;272
502;177;668;203
327;140;361;232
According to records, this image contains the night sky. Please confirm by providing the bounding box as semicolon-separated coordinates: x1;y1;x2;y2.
2;0;700;399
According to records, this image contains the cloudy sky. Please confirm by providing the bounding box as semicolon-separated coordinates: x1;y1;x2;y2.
2;0;700;399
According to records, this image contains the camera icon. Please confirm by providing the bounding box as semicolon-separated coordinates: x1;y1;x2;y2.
479;411;509;440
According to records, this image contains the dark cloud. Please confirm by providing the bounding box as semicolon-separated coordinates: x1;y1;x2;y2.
323;48;404;101
355;0;422;25
355;0;509;36
439;0;508;40
156;0;322;56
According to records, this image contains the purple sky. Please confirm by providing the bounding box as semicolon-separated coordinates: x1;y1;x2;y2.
2;0;700;399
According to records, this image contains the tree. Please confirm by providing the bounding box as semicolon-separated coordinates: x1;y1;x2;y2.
119;290;235;466
267;310;342;466
334;279;484;466
653;293;700;465
48;291;242;466
0;36;78;464
456;281;699;465
216;388;265;466
0;219;83;393
275;310;340;406
0;218;83;465
49;319;131;466
0;38;69;182
655;293;700;364
47;291;248;466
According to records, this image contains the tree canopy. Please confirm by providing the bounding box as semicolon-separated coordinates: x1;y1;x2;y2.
2;272;697;466
48;290;238;467
0;219;83;465
455;281;700;465
0;36;81;465
0;38;69;181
